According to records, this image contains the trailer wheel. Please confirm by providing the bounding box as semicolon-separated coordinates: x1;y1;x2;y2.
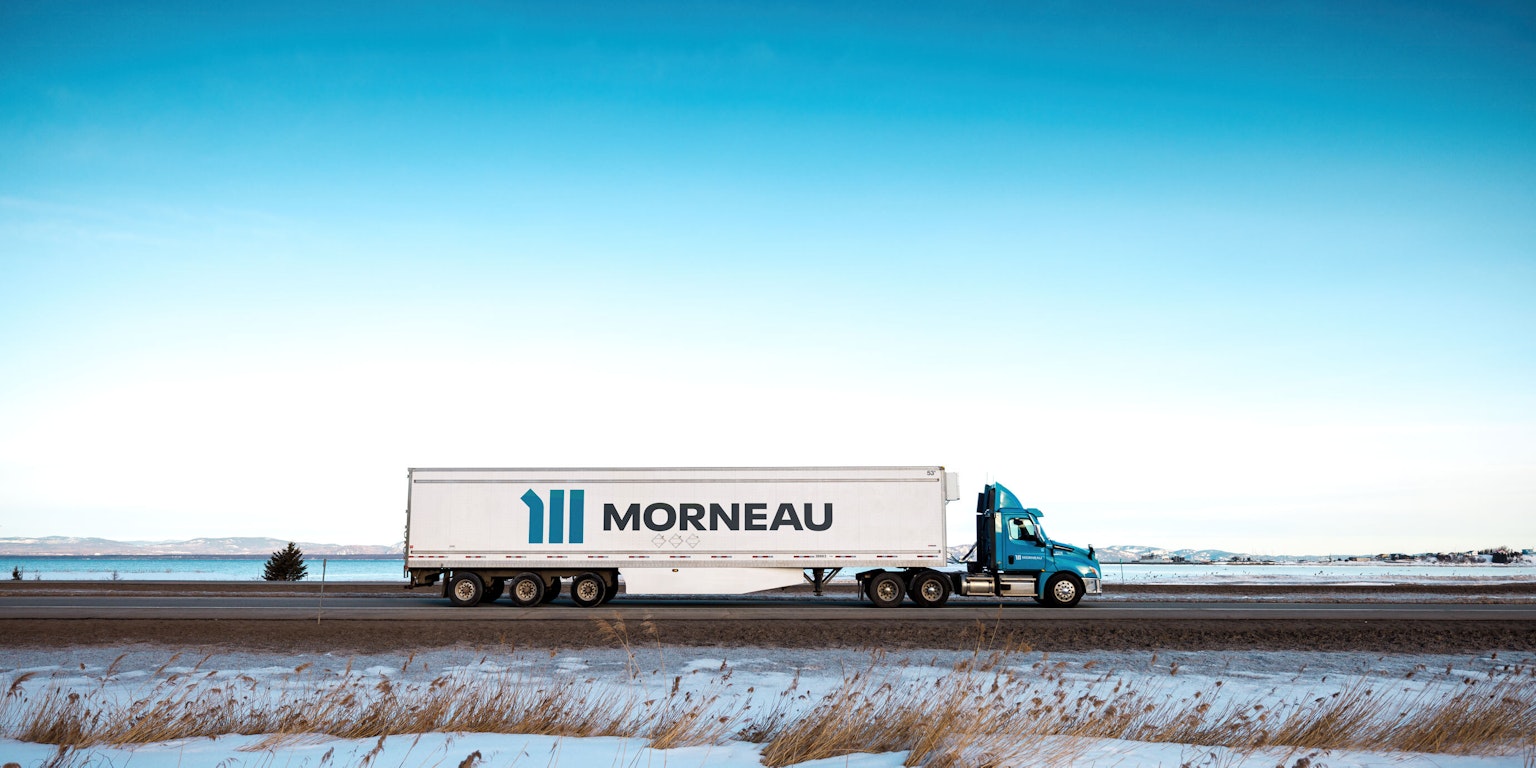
570;572;607;608
540;577;561;604
909;571;951;608
1043;573;1084;608
447;572;484;607
508;572;545;607
866;572;905;608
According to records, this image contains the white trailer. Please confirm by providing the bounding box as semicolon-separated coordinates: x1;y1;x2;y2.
405;466;960;607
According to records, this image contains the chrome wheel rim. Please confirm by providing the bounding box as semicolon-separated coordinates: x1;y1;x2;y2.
514;580;538;603
920;579;943;602
1052;579;1077;603
576;580;600;602
875;580;899;602
453;580;477;603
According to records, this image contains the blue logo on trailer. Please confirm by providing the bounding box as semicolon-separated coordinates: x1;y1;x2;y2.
522;489;584;544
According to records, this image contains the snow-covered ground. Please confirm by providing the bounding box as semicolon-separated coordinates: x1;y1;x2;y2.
3;731;1529;768
3;645;1532;767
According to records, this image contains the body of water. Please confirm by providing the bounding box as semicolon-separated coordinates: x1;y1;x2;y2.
5;556;405;581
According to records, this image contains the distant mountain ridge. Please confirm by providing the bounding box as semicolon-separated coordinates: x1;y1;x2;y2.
946;543;1368;563
1099;545;1266;562
0;536;403;557
1080;545;1382;562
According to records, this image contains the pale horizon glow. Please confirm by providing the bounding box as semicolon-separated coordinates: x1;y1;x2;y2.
1;1;1532;555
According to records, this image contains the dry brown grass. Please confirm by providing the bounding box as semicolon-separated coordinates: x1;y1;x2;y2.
4;666;645;749
753;648;1536;767
4;647;1534;767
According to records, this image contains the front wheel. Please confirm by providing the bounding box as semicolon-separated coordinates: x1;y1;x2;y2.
447;572;484;607
570;572;608;608
866;572;905;608
1042;573;1085;608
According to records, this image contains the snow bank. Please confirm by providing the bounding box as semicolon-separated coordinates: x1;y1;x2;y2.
2;646;1532;767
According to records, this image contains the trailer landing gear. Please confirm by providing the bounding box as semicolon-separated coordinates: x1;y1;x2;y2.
805;568;842;596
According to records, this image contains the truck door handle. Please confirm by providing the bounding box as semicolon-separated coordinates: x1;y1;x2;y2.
1008;555;1014;564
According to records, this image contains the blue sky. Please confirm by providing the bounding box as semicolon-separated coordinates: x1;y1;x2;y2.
1;1;1532;553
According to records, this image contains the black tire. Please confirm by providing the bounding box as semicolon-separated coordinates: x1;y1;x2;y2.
909;570;951;608
866;572;905;608
482;579;505;605
1042;573;1085;608
598;580;618;604
540;577;561;604
570;572;607;608
447;572;484;607
507;572;545;607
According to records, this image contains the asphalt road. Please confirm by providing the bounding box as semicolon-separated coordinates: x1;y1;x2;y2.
4;592;1535;622
5;584;1534;651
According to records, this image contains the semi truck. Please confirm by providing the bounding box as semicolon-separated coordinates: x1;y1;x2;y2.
404;466;1102;608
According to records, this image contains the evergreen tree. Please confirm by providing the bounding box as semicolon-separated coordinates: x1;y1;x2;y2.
263;542;308;581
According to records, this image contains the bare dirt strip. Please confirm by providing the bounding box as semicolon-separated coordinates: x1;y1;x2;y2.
2;581;1534;653
3;616;1534;653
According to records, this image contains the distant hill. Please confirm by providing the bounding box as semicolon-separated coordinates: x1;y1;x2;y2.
1098;545;1243;563
1093;545;1367;563
946;543;1365;564
0;536;403;557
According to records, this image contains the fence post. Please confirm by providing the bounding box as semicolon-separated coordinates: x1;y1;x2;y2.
318;558;327;624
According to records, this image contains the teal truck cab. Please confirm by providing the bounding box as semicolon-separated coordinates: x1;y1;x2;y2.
958;482;1102;606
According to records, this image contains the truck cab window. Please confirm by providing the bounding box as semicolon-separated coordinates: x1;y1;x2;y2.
1008;517;1038;542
